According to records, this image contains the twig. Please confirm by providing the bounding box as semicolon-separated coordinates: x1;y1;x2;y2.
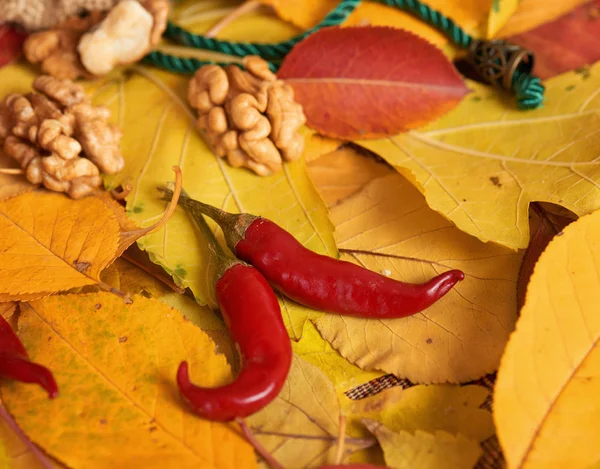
111;183;132;201
0;168;24;175
0;403;54;469
334;415;347;465
205;0;261;37
236;418;286;469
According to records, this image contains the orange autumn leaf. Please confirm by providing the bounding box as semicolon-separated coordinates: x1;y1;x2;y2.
277;27;468;139
0;152;32;202
1;293;256;469
0;169;181;302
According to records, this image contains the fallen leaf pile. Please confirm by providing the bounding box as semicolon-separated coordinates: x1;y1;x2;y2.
1;0;600;468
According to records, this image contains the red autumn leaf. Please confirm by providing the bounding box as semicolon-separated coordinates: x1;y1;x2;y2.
0;25;27;68
277;26;468;139
508;0;600;80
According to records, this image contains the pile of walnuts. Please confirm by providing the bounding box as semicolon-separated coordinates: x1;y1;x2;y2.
0;75;124;199
23;0;169;80
188;56;306;176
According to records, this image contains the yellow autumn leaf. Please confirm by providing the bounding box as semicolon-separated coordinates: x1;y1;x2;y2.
91;258;237;367
313;167;521;383
496;0;590;37
347;384;494;443
494;208;600;469
63;0;339;339
249;355;375;469
486;0;518;37
358;62;600;250
257;0;498;52
292;322;384;410
0;293;256;469
306;146;393;207
0;403;61;469
363;418;482;469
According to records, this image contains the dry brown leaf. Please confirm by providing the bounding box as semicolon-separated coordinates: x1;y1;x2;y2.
313;166;522;383
1;293;257;469
363;418;482;469
494;208;600;469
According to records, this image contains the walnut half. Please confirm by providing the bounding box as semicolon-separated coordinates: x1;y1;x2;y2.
188;56;306;176
0;75;124;198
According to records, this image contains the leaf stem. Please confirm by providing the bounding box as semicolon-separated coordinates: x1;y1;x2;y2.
236;418;286;469
0;403;54;469
334;415;347;464
0;168;24;175
204;0;261;37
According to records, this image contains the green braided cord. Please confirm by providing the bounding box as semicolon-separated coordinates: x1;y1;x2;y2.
377;0;472;48
141;50;278;74
164;0;361;59
377;0;544;108
512;70;545;109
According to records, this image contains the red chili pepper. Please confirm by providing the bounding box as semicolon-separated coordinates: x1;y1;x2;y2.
159;188;464;319
0;315;58;398
175;203;291;421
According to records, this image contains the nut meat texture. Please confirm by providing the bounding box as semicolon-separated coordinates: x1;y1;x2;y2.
0;75;124;198
188;56;306;176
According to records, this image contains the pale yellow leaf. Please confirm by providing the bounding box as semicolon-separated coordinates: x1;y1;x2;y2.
86;64;336;340
306;146;393;207
358;62;600;249
315;170;521;383
363;419;482;469
1;293;256;469
249;355;375;469
347;385;494;443
494;209;600;469
291;321;384;424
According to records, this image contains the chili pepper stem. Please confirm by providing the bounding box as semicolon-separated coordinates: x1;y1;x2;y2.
158;186;256;251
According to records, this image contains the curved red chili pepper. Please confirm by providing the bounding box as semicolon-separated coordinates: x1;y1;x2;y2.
174;201;292;421
0;316;58;398
178;263;291;421
159;189;464;319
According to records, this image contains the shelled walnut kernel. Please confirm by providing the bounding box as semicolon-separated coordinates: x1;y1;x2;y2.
0;75;124;199
188;56;306;176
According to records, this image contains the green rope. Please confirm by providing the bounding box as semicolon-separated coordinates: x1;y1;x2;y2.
143;0;545;109
512;70;545;110
141;50;277;74
163;0;361;60
377;0;472;48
